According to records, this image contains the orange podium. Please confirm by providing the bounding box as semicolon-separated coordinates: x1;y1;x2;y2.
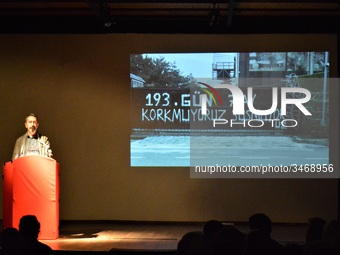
3;155;59;239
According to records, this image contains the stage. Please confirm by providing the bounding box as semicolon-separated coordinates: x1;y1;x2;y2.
39;221;307;253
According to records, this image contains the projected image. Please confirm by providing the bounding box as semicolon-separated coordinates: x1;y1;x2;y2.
130;52;329;167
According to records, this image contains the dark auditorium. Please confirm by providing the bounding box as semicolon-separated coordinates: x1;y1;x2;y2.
0;1;339;255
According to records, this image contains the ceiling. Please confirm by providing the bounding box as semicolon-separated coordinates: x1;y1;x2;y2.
1;0;340;33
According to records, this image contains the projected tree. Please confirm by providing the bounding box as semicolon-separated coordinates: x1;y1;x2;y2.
130;54;195;88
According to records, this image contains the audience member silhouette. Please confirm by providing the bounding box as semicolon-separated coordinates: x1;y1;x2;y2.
212;225;245;255
249;213;273;237
177;231;213;255
322;219;340;255
203;220;223;240
16;215;52;255
0;227;20;255
305;217;326;244
248;213;284;255
281;243;303;255
302;240;334;255
245;229;273;255
322;219;339;246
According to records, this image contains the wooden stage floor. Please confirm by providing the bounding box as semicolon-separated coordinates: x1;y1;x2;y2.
40;222;307;252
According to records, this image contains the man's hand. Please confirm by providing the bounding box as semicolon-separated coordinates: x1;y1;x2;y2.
39;135;49;146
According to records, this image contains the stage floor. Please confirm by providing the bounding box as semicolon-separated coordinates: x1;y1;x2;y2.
40;222;307;252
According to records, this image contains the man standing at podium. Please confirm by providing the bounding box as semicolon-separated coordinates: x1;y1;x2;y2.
12;113;53;160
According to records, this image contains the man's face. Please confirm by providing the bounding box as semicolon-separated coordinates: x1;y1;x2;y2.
25;116;39;136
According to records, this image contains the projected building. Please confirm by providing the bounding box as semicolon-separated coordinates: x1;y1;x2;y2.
212;53;237;79
130;73;145;88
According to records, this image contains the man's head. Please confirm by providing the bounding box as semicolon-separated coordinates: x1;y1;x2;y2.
177;231;213;255
248;213;272;236
24;113;39;137
19;215;40;240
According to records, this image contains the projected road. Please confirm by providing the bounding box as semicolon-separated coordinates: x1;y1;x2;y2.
130;136;328;167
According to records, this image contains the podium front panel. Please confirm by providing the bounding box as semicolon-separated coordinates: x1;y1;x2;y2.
2;161;14;229
12;156;59;239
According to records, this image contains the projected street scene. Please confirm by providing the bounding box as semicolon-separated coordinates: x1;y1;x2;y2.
130;52;329;168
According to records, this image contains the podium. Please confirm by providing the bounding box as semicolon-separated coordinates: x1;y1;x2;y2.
3;155;59;239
